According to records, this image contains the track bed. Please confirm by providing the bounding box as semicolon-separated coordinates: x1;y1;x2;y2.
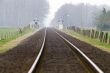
35;28;86;73
56;29;110;73
0;28;109;73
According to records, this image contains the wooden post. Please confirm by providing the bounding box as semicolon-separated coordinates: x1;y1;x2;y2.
104;32;108;43
95;31;99;39
107;36;110;44
90;29;95;38
98;31;101;40
99;31;104;42
87;30;90;37
108;38;110;44
0;34;1;40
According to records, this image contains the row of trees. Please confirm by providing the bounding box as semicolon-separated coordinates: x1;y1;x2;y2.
0;0;49;27
51;3;110;31
51;3;100;29
95;8;110;31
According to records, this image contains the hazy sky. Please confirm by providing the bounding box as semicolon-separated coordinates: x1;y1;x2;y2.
48;0;110;15
45;0;110;26
0;0;110;27
0;0;49;27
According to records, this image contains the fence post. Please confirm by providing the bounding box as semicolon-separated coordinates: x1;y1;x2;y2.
0;34;1;40
103;32;108;43
99;31;104;42
109;38;110;44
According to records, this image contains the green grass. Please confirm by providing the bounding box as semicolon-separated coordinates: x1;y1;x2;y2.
0;28;36;53
62;29;110;52
0;36;16;45
108;32;110;38
0;28;18;34
0;30;36;53
0;28;18;45
0;28;34;46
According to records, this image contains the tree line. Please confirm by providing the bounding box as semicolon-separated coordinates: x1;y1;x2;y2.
51;3;110;31
95;8;110;31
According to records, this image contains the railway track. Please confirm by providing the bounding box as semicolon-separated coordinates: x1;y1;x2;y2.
28;28;104;73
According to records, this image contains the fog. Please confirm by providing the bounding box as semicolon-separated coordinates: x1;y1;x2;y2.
0;0;110;29
51;3;110;29
0;0;49;27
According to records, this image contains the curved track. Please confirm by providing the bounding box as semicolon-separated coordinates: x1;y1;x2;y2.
28;28;103;73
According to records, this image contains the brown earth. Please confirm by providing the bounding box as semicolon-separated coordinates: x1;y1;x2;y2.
35;28;86;73
0;29;45;73
56;29;110;73
0;28;110;73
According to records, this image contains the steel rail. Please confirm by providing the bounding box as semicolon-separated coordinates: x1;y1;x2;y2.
55;30;104;73
28;28;47;73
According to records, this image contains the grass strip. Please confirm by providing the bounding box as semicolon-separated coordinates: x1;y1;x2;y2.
62;29;110;52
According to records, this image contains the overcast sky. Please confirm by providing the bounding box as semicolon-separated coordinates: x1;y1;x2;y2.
45;0;110;26
0;0;110;27
0;0;49;27
48;0;110;14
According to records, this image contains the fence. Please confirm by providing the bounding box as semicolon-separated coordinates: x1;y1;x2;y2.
0;31;21;40
68;26;110;44
0;28;28;41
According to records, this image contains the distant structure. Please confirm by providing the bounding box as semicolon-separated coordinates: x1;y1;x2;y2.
29;19;39;29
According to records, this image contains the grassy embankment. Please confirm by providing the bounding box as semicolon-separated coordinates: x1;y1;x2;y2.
0;28;36;53
0;28;18;45
62;29;110;52
0;28;34;45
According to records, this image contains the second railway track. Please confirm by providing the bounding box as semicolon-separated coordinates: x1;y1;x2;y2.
28;28;103;73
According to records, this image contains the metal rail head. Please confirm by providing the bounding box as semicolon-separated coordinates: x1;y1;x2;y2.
28;28;47;73
55;31;104;73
